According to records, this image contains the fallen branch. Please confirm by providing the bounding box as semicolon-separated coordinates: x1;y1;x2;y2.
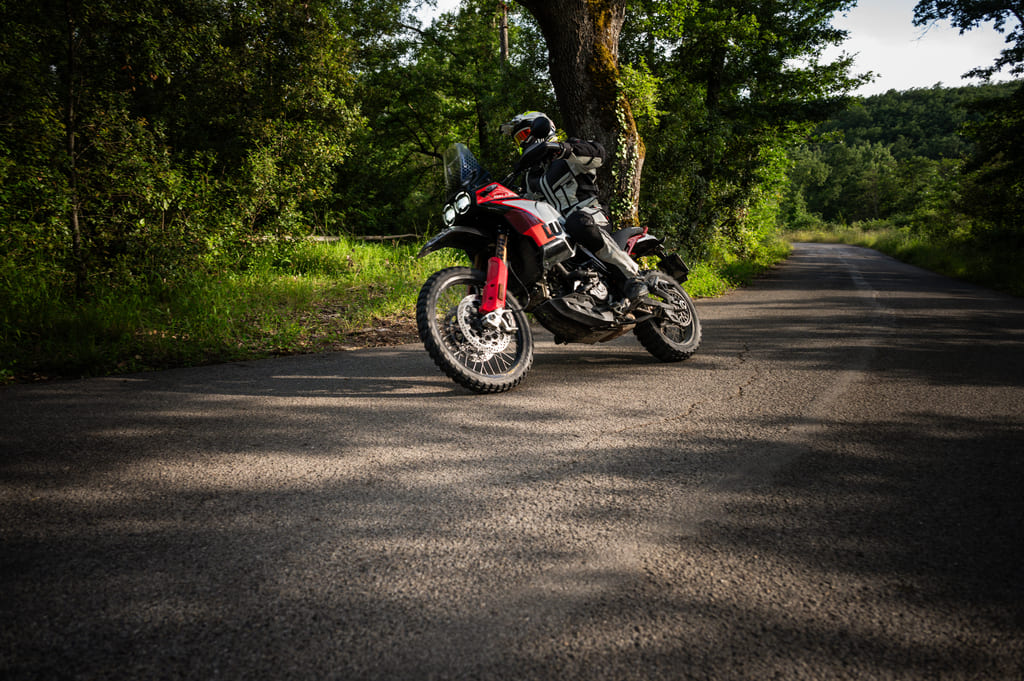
358;233;420;242
308;234;420;243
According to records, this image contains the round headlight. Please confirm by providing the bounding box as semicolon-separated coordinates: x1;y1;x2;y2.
454;192;472;213
442;204;457;225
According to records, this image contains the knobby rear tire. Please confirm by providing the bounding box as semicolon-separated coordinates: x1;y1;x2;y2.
635;271;702;362
416;267;534;394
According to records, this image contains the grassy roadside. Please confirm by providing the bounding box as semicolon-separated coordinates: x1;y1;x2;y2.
1;236;789;384
1;238;460;383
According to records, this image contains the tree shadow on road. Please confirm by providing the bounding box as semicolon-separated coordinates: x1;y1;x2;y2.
3;244;1024;680
2;385;1022;680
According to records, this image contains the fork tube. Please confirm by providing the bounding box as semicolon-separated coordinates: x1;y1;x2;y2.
480;232;509;314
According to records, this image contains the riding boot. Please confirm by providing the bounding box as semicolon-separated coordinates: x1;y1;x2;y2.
594;230;648;301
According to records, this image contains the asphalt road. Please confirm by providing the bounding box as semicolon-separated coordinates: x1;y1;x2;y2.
2;243;1023;680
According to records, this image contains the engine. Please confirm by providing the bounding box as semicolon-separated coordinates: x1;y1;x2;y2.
532;265;633;345
569;268;611;303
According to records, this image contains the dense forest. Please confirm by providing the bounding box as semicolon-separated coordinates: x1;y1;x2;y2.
785;81;1021;229
782;79;1024;292
0;0;866;288
2;0;1022;378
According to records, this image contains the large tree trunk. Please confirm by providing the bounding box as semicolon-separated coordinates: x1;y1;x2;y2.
515;0;644;226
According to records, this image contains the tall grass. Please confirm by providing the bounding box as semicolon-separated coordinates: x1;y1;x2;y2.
681;236;792;297
1;234;790;383
0;237;463;382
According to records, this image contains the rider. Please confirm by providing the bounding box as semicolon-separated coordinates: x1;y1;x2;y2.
500;111;648;304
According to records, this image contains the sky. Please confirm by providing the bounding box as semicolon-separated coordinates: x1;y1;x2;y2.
420;0;1017;95
828;0;1015;94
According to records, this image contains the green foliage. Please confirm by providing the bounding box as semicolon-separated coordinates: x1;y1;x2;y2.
618;58;664;129
913;0;1024;79
0;0;363;293
817;83;1017;159
784;81;1023;291
788;141;901;223
331;0;553;235
0;0;915;381
958;84;1024;233
682;237;792;297
0;237;465;380
622;0;865;262
784;80;1024;298
1;0;864;286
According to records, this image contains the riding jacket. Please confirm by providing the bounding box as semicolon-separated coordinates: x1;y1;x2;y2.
520;139;606;219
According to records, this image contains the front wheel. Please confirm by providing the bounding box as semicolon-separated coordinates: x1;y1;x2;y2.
416;267;534;393
635;271;702;362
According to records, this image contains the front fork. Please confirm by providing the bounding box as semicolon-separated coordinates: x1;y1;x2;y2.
479;232;515;331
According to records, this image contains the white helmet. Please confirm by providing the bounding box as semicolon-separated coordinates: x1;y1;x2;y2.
500;111;557;148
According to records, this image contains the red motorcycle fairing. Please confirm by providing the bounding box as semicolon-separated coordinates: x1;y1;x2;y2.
474;182;518;203
475;184;566;248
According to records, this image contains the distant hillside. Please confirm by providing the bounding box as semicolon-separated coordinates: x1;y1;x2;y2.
817;82;1019;160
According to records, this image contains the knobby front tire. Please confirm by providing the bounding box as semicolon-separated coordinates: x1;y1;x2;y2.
416;267;534;394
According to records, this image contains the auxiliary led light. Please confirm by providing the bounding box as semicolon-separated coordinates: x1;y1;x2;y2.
442;204;457;225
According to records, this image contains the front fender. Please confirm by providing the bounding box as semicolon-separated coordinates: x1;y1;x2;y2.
417;225;491;259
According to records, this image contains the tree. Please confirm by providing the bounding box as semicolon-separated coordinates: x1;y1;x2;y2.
914;1;1024;239
0;0;363;296
624;0;865;255
959;85;1024;235
332;0;552;234
514;0;645;225
779;83;1020;235
913;0;1024;79
1;0;196;292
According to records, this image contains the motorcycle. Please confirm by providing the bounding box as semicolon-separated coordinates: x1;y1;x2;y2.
415;138;701;394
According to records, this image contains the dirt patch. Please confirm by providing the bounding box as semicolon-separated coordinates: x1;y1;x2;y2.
286;304;422;354
340;315;421;349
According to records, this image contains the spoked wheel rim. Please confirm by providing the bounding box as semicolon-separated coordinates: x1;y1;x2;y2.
441;291;518;374
417;267;534;393
649;278;696;344
634;271;702;362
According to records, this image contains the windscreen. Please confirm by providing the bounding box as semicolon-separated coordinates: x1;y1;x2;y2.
443;143;492;196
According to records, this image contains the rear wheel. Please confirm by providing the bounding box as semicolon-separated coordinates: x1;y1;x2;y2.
416;267;534;393
635;271;702;362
